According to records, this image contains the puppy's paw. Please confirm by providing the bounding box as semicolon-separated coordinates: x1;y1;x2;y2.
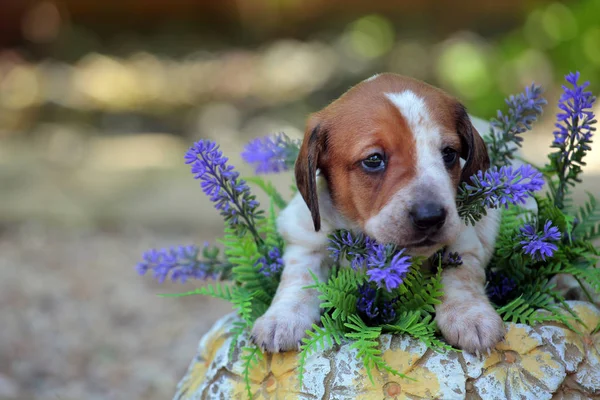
436;301;505;355
250;305;319;353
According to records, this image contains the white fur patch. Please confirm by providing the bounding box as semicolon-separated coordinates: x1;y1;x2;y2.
384;91;430;130
365;73;380;82
384;91;448;188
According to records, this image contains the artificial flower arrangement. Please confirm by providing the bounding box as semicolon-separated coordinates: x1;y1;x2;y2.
137;72;599;398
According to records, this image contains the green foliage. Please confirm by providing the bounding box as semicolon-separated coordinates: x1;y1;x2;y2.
487;191;598;330
565;263;600;296
159;282;234;300
297;314;342;385
573;193;600;240
306;267;365;322
395;262;443;315
344;315;411;384
240;345;263;399
496;288;576;330
383;312;453;352
537;195;575;242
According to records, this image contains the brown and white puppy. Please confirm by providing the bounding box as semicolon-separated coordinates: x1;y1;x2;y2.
251;73;505;354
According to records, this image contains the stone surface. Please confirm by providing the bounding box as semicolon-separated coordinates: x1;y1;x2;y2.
174;301;600;400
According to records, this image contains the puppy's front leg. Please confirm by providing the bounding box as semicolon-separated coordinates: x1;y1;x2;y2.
251;244;328;352
435;213;506;354
435;257;505;354
251;192;332;352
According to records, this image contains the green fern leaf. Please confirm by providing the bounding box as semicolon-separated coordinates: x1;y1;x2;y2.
158;282;234;299
298;314;343;386
496;288;578;331
573;192;600;240
228;320;248;359
564;262;600;294
221;224;278;301
240;345;263;399
306;268;365;322
536;195;575;242
396;264;443;314
344;315;412;384
230;287;255;323
256;201;283;247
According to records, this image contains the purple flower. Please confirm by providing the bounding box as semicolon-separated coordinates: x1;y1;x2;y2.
491;83;547;136
327;230;376;270
486;270;517;304
366;246;412;292
185;140;261;234
241;133;300;174
356;284;397;325
463;163;545;210
255;247;284;277
432;248;463;268
328;230;412;290
136;244;218;283
488;83;547;167
446;252;463;266
550;72;597;208
519;220;561;261
553;72;596;146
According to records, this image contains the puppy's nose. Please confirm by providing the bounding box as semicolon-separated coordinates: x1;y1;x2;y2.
409;202;446;232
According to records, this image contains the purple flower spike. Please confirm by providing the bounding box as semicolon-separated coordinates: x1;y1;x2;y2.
475;164;545;208
550;72;596;208
519;220;561;261
185;140;261;232
432;248;463;268
488;83;547;167
458;163;545;223
136;244;218;283
553;72;596;146
241;133;300;174
327;230;377;270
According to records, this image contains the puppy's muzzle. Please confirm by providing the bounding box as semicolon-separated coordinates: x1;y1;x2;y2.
409;202;447;235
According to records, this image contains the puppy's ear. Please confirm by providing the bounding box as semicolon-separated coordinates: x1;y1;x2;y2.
456;104;490;184
295;116;328;232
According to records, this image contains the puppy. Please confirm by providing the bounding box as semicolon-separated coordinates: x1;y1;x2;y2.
251;73;505;354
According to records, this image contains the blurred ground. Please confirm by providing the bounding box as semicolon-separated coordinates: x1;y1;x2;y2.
1;0;599;399
0;225;232;400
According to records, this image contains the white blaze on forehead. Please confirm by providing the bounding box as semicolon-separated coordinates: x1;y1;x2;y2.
384;91;430;130
384;91;446;181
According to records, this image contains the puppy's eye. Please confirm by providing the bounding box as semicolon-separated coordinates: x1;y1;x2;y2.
361;153;385;172
442;147;458;166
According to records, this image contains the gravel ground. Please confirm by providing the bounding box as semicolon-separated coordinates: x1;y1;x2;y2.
0;223;232;400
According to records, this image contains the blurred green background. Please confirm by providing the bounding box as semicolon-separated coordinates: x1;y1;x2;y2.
0;0;599;399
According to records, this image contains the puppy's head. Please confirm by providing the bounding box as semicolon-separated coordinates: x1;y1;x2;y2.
295;73;489;256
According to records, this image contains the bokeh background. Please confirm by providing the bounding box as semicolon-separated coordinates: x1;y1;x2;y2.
1;0;599;399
